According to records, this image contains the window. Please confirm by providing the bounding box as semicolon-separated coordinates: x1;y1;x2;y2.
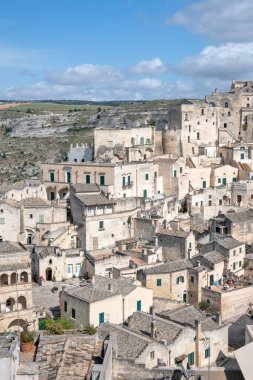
173;170;177;177
100;175;105;185
219;199;222;205
27;234;32;245
228;111;231;116
50;192;55;201
185;113;189;121
0;218;5;224
239;261;242;267
49;259;52;264
50;172;55;182
128;175;131;184
189;242;192;249
222;178;227;185
239;247;242;253
154;171;157;178
122;176;126;186
208;200;212;206
209;275;214;286
146;138;151;144
131;137;135;145
75;264;81;275
140;137;144;145
232;177;237;182
202;181;206;189
201;109;204;115
39;215;44;223
64;301;67;312
188;136;190;143
224;123;227;128
180;167;183;174
176;276;184;284
240;153;245;160
233;250;236;256
145;173;149;180
233;262;236;270
218;178;221;184
71;308;76;319
143;189;147;198
86;174;91;184
224;102;228;108
99;221;104;230
30;214;33;219
137;300;142;311
188;352;195;366
67;264;73;275
99;312;105;324
197;132;200;140
157;279;162;287
191;276;194;283
66;172;71;183
150;351;155;360
205;348;210;358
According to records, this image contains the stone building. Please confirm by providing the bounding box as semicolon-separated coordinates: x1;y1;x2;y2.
0;180;47;201
157;228;196;261
68;143;93;163
139;259;192;302
0;197;67;246
0;241;36;331
59;275;153;327
31;246;85;281
210;209;253;244
231;180;253;207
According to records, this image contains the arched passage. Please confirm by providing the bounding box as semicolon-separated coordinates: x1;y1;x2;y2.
17;296;27;310
0;273;8;286
8;318;27;331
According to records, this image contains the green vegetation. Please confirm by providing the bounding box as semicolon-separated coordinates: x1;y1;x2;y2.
243;260;249;269
20;331;35;343
44;319;72;335
199;301;211;312
80;324;97;335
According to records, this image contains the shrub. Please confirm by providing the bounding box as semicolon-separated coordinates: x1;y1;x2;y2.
199;301;210;312
20;331;35;343
81;324;97;335
44;319;72;335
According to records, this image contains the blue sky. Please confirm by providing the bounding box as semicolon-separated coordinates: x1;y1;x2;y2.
0;0;252;100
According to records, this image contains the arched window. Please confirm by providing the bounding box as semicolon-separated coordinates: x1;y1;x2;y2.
49;259;53;265
10;272;17;285
0;273;8;286
20;272;28;283
6;298;15;312
224;102;229;108
146;138;151;144
140;137;144;145
17;296;26;310
176;276;184;284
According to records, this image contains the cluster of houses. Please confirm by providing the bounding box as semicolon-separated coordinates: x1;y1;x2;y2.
1;80;253;379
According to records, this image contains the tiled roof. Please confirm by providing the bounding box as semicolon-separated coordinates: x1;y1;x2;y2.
76;194;115;206
159;305;221;332
144;259;192;275
3;197;50;208
157;229;189;238
0;180;42;195
71;183;100;193
0;241;26;253
202;250;225;264
224;209;253;223
128;312;183;343
216;237;243;250
101;323;150;359
65;275;137;303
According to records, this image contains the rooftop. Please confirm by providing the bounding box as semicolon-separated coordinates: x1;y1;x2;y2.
216;237;243;250
71;183;100;193
144;259;192;275
157;228;189;238
3;197;50;208
75;193;115;206
64;275;138;303
0;241;26;253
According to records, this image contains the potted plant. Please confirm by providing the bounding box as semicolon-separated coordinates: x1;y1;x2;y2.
20;331;35;352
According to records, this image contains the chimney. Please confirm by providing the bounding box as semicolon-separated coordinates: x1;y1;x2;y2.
151;318;157;340
150;306;155;316
216;313;222;326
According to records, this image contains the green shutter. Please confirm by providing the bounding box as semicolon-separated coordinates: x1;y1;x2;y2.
143;189;147;198
50;172;55;182
222;178;227;185
99;312;105;324
122;176;126;186
232;177;237;182
205;348;210;358
203;181;206;189
188;352;195;366
100;175;105;185
86;174;90;184
157;279;162;287
137;300;141;311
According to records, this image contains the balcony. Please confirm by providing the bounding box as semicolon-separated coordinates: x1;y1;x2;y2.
122;181;134;189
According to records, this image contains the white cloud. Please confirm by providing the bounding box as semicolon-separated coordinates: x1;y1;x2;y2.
177;42;253;79
130;57;167;74
167;0;253;42
124;77;164;90
47;63;124;85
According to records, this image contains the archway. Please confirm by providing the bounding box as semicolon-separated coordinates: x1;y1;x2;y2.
46;186;56;201
59;187;69;200
17;296;27;310
6;298;15;312
20;272;28;283
10;272;17;285
46;268;53;281
8;318;27;331
0;273;8;286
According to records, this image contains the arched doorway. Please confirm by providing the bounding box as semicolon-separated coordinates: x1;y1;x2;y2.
20;272;28;283
10;272;17;285
8;318;27;331
46;268;52;281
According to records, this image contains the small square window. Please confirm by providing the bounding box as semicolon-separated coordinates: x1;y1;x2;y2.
145;174;149;180
157;279;162;287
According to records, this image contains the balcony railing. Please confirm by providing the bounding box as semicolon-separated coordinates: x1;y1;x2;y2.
122;181;134;189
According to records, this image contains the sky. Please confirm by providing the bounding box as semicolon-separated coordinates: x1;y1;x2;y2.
0;0;252;101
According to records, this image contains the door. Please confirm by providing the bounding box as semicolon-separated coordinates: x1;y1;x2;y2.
66;172;71;183
222;178;227;185
209;274;214;286
86;175;90;184
100;175;105;185
143;189;147;198
137;300;142;311
203;181;206;189
46;268;52;281
99;312;105;324
67;264;73;278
